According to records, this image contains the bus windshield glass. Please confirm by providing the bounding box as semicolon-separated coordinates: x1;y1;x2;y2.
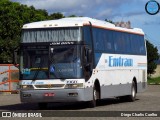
20;46;49;80
49;45;82;79
20;45;83;80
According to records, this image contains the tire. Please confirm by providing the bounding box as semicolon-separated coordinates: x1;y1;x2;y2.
127;81;136;102
38;102;48;109
88;86;97;108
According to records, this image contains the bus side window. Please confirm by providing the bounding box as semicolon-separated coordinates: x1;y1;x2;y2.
107;42;111;50
140;46;144;54
104;30;114;53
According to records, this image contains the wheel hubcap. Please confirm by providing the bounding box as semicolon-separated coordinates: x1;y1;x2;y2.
94;89;97;100
132;86;135;97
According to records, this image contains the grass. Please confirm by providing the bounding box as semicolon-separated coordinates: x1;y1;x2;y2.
147;77;160;84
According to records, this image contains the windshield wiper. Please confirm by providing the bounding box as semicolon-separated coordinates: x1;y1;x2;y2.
49;51;59;78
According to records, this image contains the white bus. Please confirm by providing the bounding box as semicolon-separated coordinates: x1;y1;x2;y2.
19;17;147;108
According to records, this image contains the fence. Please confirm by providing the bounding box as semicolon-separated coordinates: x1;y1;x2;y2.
0;64;19;93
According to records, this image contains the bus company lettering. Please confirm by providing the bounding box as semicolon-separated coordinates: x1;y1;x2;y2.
50;41;74;45
109;56;133;67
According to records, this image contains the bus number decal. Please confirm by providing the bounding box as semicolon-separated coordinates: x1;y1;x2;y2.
66;80;78;84
22;68;31;74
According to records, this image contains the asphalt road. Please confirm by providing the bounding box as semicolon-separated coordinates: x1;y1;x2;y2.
0;85;160;120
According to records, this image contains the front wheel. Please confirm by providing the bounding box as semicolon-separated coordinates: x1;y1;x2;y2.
88;86;97;108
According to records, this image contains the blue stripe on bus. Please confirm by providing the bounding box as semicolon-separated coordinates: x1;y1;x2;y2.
94;53;102;67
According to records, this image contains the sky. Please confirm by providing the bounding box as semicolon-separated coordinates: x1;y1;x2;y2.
11;0;160;53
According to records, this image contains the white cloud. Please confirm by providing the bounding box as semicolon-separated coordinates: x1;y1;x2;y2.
10;0;160;25
12;0;91;12
97;9;113;18
11;0;130;17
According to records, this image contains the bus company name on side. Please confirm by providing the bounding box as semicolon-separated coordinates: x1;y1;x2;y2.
108;56;133;67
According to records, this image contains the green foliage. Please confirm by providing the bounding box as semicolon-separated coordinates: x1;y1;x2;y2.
49;12;64;20
0;0;76;63
148;77;160;84
0;0;48;63
105;19;114;24
146;40;159;75
68;15;77;17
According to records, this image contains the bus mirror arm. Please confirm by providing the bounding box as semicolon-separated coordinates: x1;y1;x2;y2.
13;48;19;66
85;63;91;71
13;50;17;65
88;49;92;63
84;49;92;71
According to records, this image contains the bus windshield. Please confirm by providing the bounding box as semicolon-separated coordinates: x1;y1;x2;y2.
49;45;83;79
20;45;83;80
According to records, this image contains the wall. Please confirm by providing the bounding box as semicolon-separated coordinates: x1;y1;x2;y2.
151;65;160;78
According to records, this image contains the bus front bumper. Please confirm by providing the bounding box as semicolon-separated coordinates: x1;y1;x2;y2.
20;89;89;103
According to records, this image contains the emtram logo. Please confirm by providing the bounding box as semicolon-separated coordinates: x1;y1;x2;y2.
145;0;160;15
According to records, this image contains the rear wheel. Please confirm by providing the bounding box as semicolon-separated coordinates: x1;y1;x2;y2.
127;81;136;102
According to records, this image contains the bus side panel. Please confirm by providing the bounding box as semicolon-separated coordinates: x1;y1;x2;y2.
137;69;147;92
84;87;93;101
101;84;132;98
93;53;147;99
97;70;138;98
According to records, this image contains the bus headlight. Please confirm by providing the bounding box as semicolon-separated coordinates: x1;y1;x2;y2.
20;85;34;89
65;83;84;89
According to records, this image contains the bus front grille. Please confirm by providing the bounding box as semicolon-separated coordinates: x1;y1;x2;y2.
35;84;65;88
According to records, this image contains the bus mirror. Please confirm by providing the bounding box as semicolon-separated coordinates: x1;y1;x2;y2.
13;48;19;65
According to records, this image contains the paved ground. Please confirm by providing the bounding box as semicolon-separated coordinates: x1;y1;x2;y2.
0;85;160;120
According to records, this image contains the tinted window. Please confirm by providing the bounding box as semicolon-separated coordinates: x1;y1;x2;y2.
83;26;146;55
83;26;92;48
130;34;146;55
114;32;131;54
93;28;105;51
104;30;115;53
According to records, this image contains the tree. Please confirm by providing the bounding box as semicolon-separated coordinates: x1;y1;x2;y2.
105;19;114;24
49;12;64;20
68;15;77;17
146;40;159;75
0;0;48;63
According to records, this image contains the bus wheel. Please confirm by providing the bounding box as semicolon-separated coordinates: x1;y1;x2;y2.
128;81;136;102
38;102;47;109
88;86;97;108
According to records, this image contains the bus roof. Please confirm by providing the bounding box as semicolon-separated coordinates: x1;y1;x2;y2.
23;17;144;35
